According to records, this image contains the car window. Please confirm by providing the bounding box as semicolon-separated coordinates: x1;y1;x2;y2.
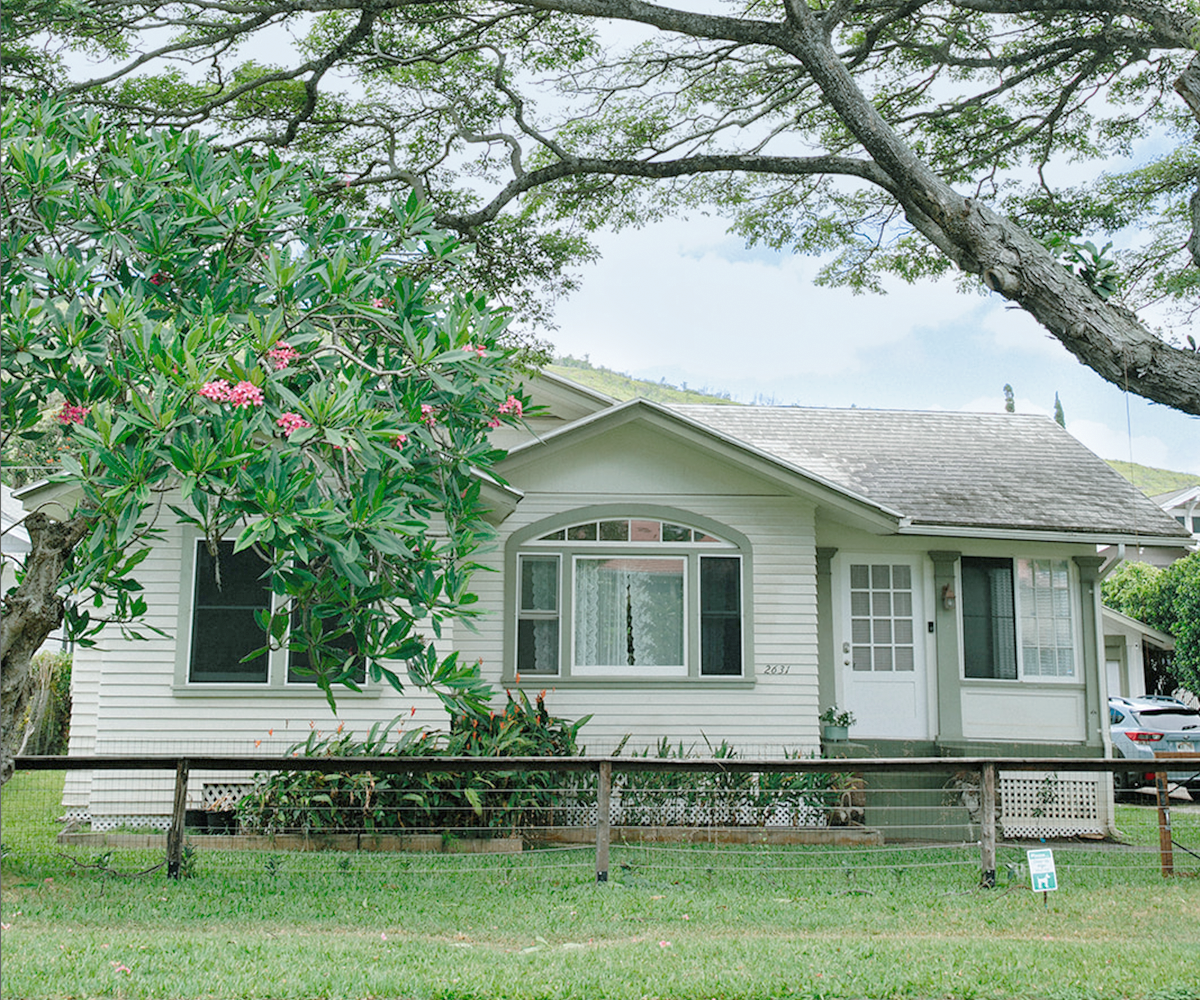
1130;708;1200;730
1109;707;1126;725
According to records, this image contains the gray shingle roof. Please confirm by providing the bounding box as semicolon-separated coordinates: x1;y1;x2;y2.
669;405;1191;538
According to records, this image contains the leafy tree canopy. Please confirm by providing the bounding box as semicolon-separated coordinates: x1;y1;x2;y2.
1;99;528;781
9;0;1200;411
1103;554;1200;696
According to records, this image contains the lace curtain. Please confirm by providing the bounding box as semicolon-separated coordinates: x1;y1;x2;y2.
575;558;684;667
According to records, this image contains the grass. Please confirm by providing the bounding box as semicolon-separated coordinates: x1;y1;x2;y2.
3;771;1199;1000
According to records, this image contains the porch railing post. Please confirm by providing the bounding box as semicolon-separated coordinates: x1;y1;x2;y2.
596;760;612;883
166;759;189;879
980;761;997;888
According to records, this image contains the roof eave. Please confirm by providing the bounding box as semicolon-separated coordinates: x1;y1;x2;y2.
898;522;1195;546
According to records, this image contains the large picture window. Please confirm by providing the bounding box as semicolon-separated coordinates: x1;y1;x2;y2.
962;556;1075;681
513;516;746;680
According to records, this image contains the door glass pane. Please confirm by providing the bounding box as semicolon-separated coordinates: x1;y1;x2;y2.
848;562;917;674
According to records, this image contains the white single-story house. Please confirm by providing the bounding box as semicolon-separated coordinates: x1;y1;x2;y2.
21;372;1193;830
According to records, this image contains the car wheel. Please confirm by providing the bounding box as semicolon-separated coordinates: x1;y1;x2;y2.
1113;764;1138;802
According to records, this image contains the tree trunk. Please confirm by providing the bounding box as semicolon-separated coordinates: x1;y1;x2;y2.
1;512;90;785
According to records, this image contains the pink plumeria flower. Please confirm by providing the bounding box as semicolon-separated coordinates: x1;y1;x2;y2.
199;380;231;402
55;402;90;425
420;403;436;425
394;433;409;447
275;412;311;437
226;381;264;408
497;395;523;418
267;342;300;370
487;416;501;429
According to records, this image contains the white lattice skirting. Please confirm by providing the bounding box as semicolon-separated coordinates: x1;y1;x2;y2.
1000;770;1105;838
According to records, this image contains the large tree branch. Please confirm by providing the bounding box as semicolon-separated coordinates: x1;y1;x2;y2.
771;0;1200;413
436;151;897;232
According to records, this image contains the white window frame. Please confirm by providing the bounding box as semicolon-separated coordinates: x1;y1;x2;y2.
571;554;688;678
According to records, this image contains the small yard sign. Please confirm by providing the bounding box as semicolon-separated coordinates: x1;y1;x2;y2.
1026;848;1058;893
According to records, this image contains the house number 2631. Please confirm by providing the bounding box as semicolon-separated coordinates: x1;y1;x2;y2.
763;664;792;675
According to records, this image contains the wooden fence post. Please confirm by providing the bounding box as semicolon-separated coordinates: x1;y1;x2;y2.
166;759;189;879
596;760;611;883
1155;770;1173;878
980;761;996;888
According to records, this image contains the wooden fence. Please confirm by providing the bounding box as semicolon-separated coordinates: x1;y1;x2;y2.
14;753;1195;882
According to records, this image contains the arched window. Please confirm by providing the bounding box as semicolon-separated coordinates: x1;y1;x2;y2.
510;513;747;681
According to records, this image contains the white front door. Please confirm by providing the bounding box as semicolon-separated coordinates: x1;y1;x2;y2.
836;555;928;740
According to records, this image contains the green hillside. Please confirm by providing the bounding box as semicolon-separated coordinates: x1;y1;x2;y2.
548;357;1197;498
547;358;739;406
1104;460;1198;497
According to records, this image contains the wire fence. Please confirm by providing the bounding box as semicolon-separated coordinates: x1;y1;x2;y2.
4;754;1198;888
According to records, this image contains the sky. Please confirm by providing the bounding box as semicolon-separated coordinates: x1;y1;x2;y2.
546;215;1200;476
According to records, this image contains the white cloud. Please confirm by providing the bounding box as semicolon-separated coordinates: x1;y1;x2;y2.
976;298;1074;360
555;223;976;377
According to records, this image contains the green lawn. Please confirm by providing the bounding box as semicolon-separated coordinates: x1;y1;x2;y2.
3;770;1198;1000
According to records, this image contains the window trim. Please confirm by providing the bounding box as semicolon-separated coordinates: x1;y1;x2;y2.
503;506;754;686
957;555;1083;685
172;530;380;697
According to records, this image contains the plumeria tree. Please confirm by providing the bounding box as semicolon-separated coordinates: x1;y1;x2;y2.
0;99;529;782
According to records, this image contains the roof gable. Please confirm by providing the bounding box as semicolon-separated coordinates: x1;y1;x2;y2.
500;399;903;532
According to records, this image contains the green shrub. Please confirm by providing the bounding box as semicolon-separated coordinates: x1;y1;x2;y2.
237;691;590;836
612;736;843;827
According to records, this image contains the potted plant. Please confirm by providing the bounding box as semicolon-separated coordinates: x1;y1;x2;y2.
819;706;856;742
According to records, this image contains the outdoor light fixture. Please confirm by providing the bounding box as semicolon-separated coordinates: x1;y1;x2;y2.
941;583;957;611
